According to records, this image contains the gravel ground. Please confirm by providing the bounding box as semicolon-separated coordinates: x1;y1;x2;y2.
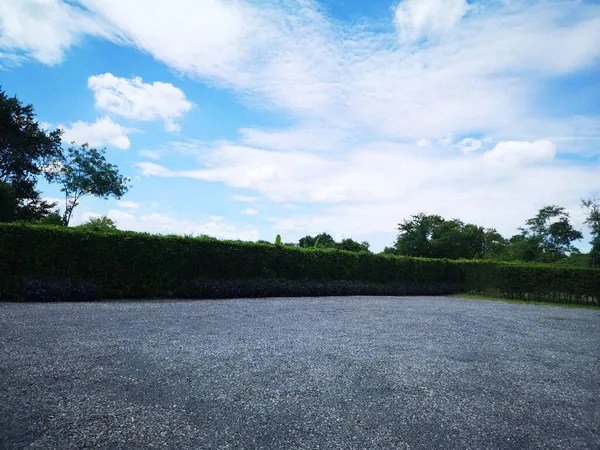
1;296;599;450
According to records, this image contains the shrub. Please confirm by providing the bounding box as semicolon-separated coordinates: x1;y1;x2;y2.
0;223;598;304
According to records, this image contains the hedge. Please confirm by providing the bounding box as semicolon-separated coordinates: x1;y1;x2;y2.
0;223;598;304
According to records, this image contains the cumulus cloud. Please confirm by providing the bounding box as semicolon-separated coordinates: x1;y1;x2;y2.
60;116;131;149
240;209;258;216
483;140;557;167
88;73;192;132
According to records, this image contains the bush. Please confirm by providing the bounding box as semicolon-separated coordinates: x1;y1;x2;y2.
0;223;598;304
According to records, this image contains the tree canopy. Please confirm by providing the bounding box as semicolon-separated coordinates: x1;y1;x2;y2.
49;144;130;226
0;88;63;220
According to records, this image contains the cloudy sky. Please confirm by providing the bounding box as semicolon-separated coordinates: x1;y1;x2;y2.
1;0;599;250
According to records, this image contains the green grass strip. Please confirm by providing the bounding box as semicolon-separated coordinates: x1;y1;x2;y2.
448;293;600;310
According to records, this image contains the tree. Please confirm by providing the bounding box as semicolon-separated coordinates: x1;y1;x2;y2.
392;213;445;257
582;193;600;268
520;205;583;262
0;181;16;222
76;216;118;232
50;144;130;226
37;211;64;226
337;238;370;252
390;214;497;259
299;233;336;249
0;88;63;220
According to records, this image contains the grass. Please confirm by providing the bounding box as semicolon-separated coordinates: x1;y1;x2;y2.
448;293;600;310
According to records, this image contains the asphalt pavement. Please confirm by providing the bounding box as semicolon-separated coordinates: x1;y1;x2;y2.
1;296;599;449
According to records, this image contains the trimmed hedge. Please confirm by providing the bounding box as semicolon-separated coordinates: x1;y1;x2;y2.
0;223;598;304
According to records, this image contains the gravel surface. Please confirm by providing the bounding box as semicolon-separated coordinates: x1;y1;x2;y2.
1;296;599;450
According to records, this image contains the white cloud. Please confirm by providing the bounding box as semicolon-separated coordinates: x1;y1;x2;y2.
139;149;162;160
483;140;556;167
116;200;139;210
5;1;600;142
0;0;111;65
416;138;431;148
134;139;598;248
60;116;131;149
231;195;259;202
240;209;258;216
88;73;192;132
456;137;482;153
394;0;470;43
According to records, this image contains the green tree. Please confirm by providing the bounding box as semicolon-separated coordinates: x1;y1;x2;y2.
390;214;497;259
520;205;583;262
0;181;16;222
37;211;64;226
0;88;63;220
299;233;336;249
76;216;118;232
49;144;130;226
581;193;600;268
336;238;370;252
392;213;445;257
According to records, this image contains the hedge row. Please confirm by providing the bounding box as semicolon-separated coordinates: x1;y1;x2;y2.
1;224;598;304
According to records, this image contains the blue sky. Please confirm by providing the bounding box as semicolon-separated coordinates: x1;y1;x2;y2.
1;0;599;251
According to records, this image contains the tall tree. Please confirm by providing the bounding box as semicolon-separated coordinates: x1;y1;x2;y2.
0;181;16;222
519;205;582;262
0;88;63;220
49;144;130;226
581;193;600;268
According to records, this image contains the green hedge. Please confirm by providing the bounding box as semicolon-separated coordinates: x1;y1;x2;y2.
0;223;598;304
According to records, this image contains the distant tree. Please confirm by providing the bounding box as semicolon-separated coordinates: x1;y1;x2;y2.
336;238;370;252
581;193;600;267
299;233;336;249
76;216;118;232
503;234;544;262
0;88;63;220
49;144;130;226
37;210;64;226
520;205;583;262
275;234;282;245
390;214;496;259
481;229;508;259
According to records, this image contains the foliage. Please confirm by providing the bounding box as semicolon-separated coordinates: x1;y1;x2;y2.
0;88;63;220
0;223;598;305
389;213;503;259
0;181;16;222
48;144;130;226
76;216;118;232
299;233;370;252
582;193;600;268
37;211;64;226
519;205;583;262
275;234;282;245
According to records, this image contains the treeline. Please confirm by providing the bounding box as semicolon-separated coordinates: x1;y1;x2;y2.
383;203;600;268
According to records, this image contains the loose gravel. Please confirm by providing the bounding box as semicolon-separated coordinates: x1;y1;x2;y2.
1;296;599;449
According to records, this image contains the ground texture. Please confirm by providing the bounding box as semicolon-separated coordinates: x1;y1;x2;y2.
1;296;599;449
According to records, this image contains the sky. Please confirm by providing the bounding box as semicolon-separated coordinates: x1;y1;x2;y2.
1;0;599;251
